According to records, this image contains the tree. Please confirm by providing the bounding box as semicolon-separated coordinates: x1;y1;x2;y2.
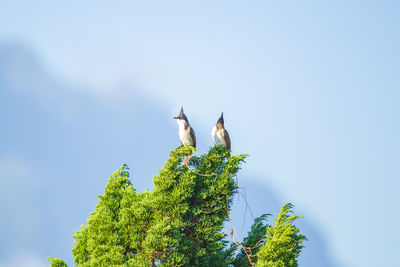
48;146;306;266
257;204;306;267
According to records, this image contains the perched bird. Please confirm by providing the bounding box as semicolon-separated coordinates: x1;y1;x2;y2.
211;112;231;150
173;107;196;164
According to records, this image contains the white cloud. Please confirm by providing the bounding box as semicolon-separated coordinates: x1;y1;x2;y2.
0;251;47;267
0;156;42;263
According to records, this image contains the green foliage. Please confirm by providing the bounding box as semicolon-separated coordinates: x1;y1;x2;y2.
48;147;306;266
47;257;68;267
71;146;246;266
231;214;271;266
257;203;306;267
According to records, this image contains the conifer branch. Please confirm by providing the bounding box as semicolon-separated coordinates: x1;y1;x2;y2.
47;147;305;266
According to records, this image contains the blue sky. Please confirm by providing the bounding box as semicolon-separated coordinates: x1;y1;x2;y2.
0;1;399;266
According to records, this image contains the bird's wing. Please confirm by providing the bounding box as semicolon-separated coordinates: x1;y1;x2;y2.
222;129;231;150
190;127;196;148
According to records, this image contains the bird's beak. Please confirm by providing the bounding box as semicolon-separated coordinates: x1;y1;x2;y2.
173;116;179;119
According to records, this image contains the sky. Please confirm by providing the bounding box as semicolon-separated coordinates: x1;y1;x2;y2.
0;1;399;266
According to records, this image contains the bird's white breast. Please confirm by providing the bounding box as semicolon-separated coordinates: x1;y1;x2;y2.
178;120;193;146
212;126;227;148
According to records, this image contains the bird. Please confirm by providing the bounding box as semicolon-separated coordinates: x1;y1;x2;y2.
173;107;196;164
211;112;231;150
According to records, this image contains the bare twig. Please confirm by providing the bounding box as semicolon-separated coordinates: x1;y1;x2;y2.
236;186;255;224
200;208;220;214
225;196;264;266
185;163;220;177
